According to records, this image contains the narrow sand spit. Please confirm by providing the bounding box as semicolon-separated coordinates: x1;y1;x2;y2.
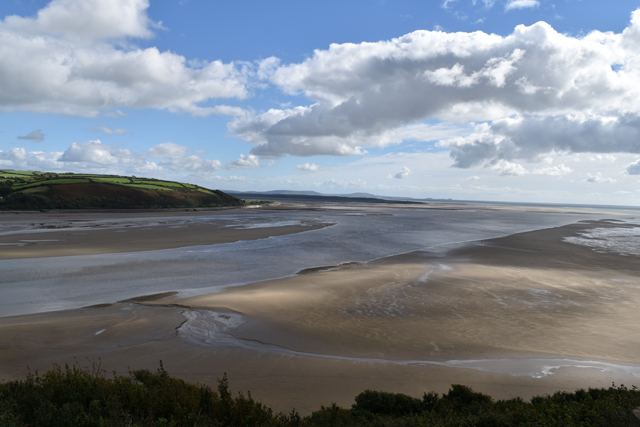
0;212;639;414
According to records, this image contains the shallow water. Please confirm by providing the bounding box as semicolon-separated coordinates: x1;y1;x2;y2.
0;206;627;317
564;226;640;256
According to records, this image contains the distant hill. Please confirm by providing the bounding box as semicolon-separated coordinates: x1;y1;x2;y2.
225;190;426;205
0;170;243;210
226;190;453;203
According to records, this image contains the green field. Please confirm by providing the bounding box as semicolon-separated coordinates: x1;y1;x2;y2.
91;177;133;184
13;178;91;190
122;183;171;190
135;180;185;188
0;169;243;210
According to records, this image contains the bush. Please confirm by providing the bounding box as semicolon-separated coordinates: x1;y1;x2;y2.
2;364;639;427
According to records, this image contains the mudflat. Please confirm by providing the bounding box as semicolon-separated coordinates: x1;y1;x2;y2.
0;208;639;415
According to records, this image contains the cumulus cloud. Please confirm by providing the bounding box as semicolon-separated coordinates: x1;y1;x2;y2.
147;142;221;172
89;126;131;135
297;163;320;172
3;0;156;41
0;0;248;117
60;140;137;164
387;166;411;179
491;160;528;176
626;159;640;175
586;172;617;183
226;154;260;169
441;114;640;168
505;0;539;11
0;147;63;170
1;140;226;178
17;129;45;141
229;11;640;161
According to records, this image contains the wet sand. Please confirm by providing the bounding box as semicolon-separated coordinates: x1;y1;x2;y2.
1;208;639;414
0;207;329;259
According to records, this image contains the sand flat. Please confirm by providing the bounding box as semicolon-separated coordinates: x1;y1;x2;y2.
1;214;639;414
0;208;330;259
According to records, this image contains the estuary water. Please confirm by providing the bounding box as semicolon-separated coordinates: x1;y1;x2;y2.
0;205;633;317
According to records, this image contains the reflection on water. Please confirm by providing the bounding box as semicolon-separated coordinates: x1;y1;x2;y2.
0;206;619;317
564;226;640;256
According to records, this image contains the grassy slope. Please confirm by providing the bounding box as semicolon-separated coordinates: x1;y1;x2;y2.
0;170;243;210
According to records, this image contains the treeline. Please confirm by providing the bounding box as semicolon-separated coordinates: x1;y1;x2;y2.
1;363;639;426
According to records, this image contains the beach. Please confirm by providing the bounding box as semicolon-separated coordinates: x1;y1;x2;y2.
0;204;639;414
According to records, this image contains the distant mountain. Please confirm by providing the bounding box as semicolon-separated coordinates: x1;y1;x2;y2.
0;170;243;210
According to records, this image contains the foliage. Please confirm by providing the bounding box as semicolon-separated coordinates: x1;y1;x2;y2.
0;361;294;427
1;364;639;427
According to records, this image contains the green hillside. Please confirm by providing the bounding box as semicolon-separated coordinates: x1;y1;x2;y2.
0;170;243;210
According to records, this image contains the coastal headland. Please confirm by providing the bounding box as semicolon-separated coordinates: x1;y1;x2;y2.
0;202;639;415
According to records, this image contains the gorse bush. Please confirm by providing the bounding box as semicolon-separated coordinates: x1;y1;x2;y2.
1;362;639;426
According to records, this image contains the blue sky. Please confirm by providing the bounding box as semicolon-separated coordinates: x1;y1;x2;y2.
2;0;640;205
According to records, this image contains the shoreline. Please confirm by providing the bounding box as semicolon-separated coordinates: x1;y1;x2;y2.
1;216;639;413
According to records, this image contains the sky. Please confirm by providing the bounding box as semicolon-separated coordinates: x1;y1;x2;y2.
1;0;640;205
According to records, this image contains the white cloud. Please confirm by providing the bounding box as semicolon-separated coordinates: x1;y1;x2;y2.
226;154;260;169
586;172;617;183
17;129;45;141
233;11;640;160
148;142;189;159
147;142;222;173
0;147;63;170
589;154;617;162
492;160;528;176
442;0;459;9
505;0;540;11
0;0;248;117
3;0;156;41
441;114;640;168
297;163;320;172
214;175;245;182
532;164;572;176
318;179;368;189
626;159;640;175
0;140;227;178
89;126;131;135
387;166;411;179
60;140;137;164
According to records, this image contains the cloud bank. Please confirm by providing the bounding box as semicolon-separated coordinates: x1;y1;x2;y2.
224;10;640;172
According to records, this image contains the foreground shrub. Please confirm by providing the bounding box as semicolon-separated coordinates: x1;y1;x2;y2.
1;362;639;426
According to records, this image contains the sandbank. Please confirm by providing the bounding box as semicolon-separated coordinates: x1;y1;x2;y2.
0;207;329;259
